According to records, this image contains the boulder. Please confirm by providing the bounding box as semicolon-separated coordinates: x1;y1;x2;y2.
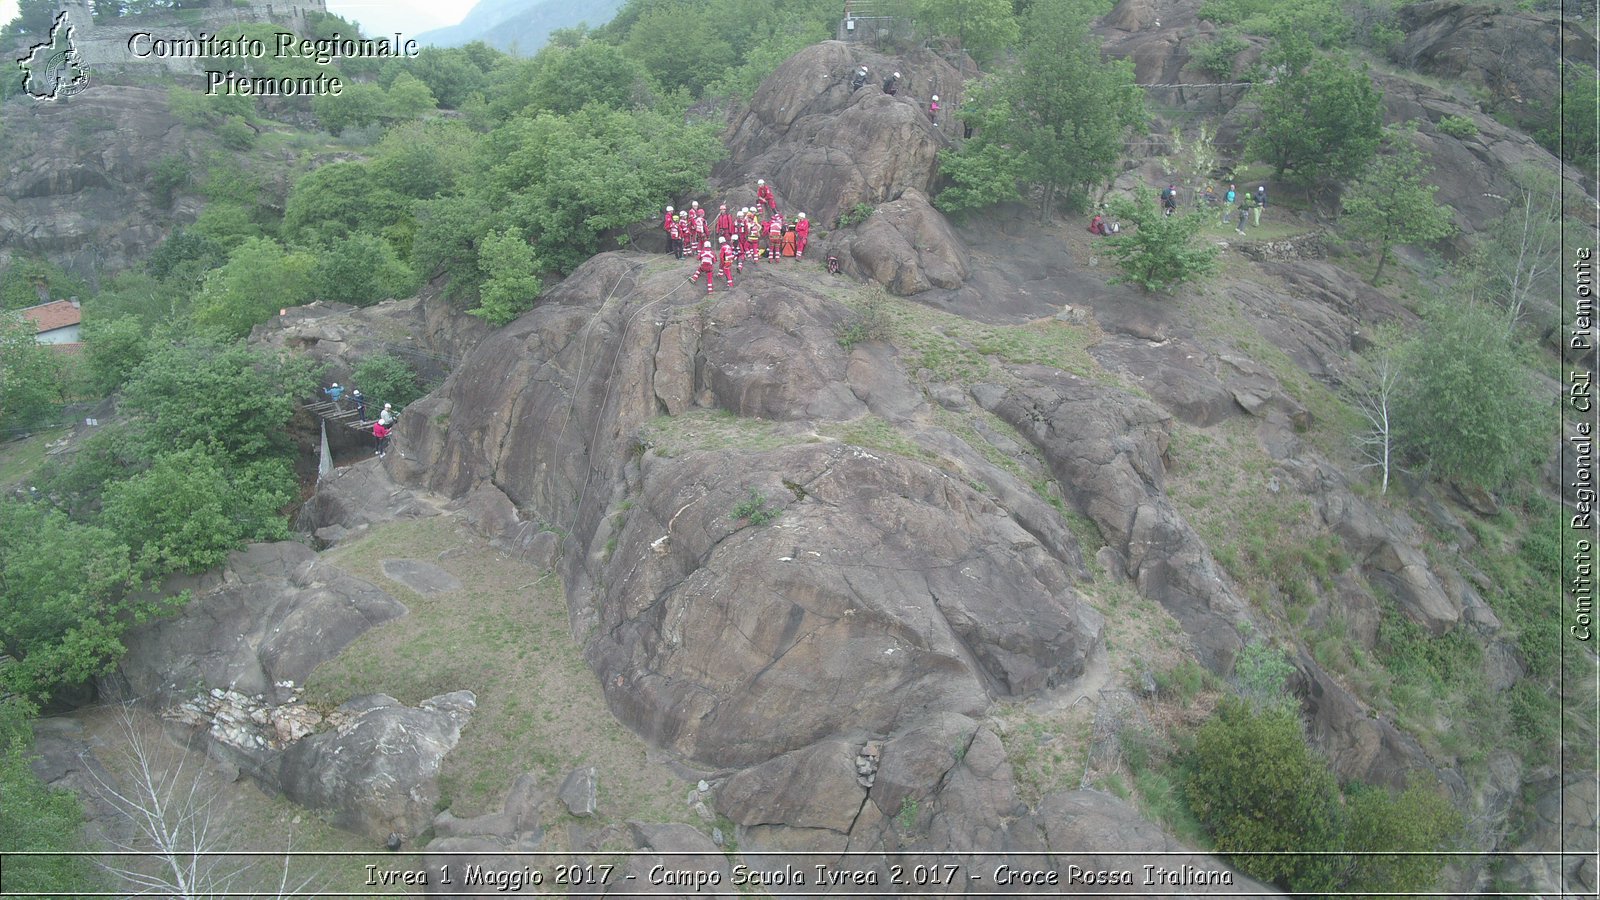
279;691;476;842
558;766;599;817
721;42;966;228
111;542;407;706
718;739;866;832
830;189;970;295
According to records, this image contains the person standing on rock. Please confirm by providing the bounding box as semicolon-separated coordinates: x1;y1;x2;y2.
692;241;717;292
795;212;810;258
1253;184;1266;226
851;65;869;91
718;236;738;287
882;71;900;95
1221;184;1236;226
766;214;785;262
667;214;684;259
928;94;940;124
351;388;365;419
373;420;390;457
756;179;777;215
743;209;762;260
379;402;396;427
662;205;674;241
1236;191;1255;235
1161;184;1178;216
715;204;735;243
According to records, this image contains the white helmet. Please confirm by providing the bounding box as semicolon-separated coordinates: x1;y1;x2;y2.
691;200;699;207
718;236;726;243
383;403;392;409
798;212;807;219
757;179;765;185
932;94;939;101
893;72;900;78
666;205;673;211
332;382;339;388
703;241;711;247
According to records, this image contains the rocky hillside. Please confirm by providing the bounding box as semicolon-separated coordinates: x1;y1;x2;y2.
23;0;1590;895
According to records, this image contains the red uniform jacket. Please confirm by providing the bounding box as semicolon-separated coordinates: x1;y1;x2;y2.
697;247;716;269
757;184;776;209
715;212;734;237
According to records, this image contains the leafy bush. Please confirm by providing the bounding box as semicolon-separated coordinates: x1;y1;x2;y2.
1186;697;1342;891
0;500;153;701
1190;31;1249;79
730;489;778;525
1435;114;1478;139
836;202;875;228
150;155;191;209
1392;299;1548;489
470;228;542;327
1103;186;1220;293
0;313;67;434
352;353;425;410
310;233;418;307
101;447;293;578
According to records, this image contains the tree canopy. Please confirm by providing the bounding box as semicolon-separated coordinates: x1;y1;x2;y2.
1340;127;1456;284
1249;35;1383;191
937;0;1144;217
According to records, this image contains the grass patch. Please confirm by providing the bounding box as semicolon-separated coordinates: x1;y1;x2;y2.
824;415;935;461
639;408;807;457
308;517;693;828
0;430;59;487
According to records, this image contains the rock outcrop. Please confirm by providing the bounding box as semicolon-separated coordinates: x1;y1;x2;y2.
110;542;407;706
0;85;193;273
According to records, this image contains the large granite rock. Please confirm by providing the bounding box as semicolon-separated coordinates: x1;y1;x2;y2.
280;691;477;843
110;541;407;706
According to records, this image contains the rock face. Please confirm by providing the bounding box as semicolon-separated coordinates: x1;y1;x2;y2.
1395;0;1595;135
0;85;193;273
721;42;966;230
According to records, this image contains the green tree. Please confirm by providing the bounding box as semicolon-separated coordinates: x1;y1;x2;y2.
914;0;1020;64
471;229;543;326
1340;127;1456;284
1392;298;1548;490
386;46;495;108
482;105;724;272
192;238;314;339
1249;35;1383;194
82;314;152;394
530;39;649;115
1461;165;1564;333
1103;186;1220;293
0;500;151;701
1186;697;1342;891
0;699;101;893
934;140;1025;216
369;120;482;200
311;233;418;307
282;162;411;245
937;0;1144;217
101;447;293;578
1339;781;1464;895
386;71;439;119
0;313;66;434
621;4;737;97
352;353;425;409
412;194;496;293
116;342;316;465
143;230;225;289
0;256;88;311
311;81;390;136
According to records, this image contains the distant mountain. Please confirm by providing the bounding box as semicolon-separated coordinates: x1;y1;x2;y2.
415;0;626;54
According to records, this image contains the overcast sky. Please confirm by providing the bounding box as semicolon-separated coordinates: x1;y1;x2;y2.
0;1;474;40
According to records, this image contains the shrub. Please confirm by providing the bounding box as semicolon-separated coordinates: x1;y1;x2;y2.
836;202;875;228
1435;114;1478;139
1392;298;1548;489
1104;186;1220;293
1185;697;1342;891
836;287;893;349
351;352;425;410
730;489;778;525
1190;31;1249;79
